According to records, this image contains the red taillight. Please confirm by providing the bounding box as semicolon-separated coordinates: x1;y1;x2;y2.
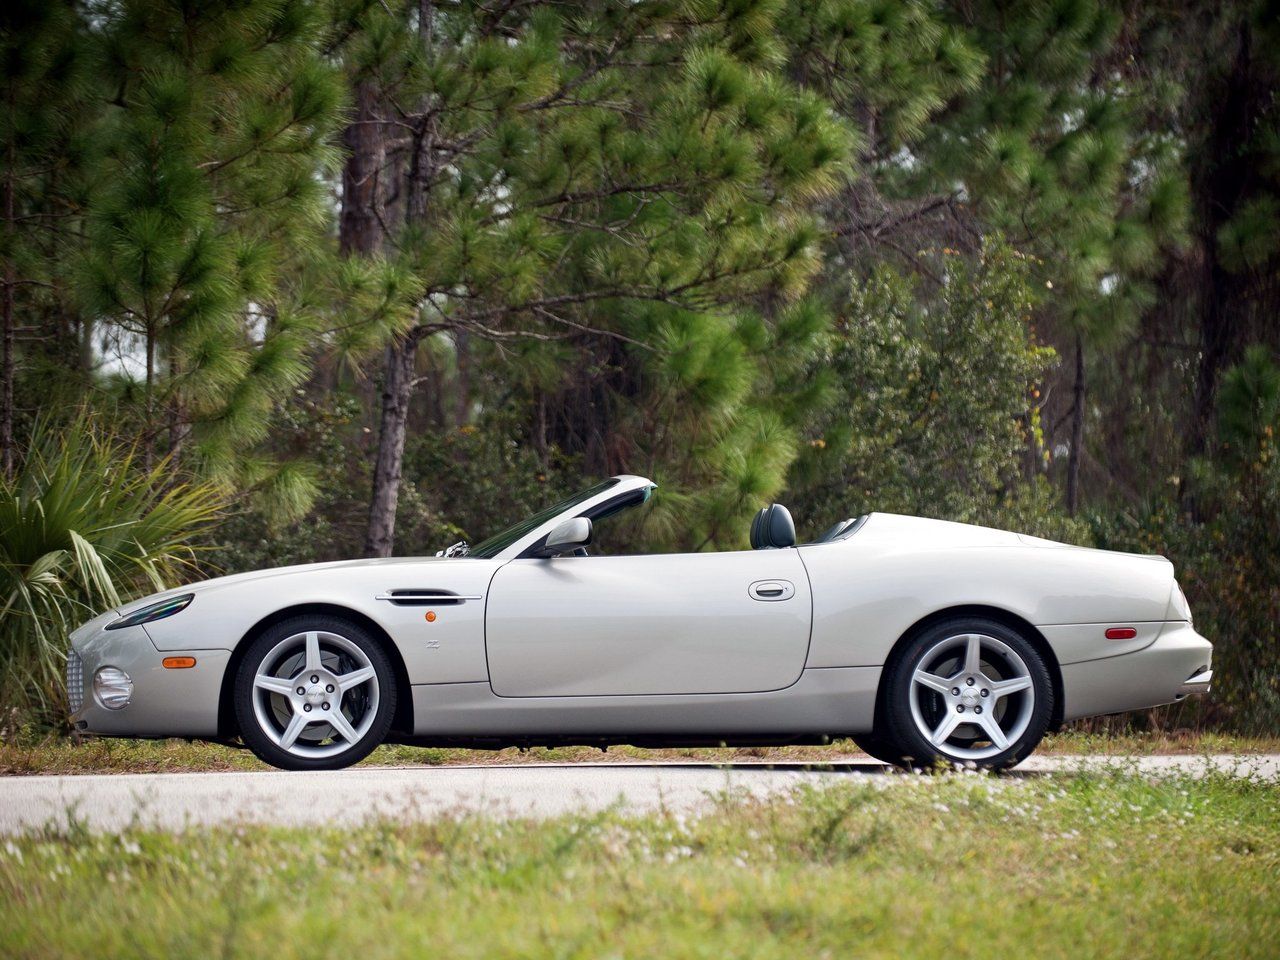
1105;627;1137;640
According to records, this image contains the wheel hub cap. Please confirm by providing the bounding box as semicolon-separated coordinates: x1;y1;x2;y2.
250;630;380;759
907;633;1036;761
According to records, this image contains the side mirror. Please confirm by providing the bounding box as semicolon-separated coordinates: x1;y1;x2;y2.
537;517;592;558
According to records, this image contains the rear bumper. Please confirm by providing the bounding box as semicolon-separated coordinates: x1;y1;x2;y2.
1059;621;1212;721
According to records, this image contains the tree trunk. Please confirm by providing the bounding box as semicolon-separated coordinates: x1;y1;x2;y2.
1;123;14;480
1066;333;1085;516
363;3;441;557
453;330;470;426
335;76;389;464
1192;20;1256;452
1;261;13;481
339;81;384;258
143;323;156;472
1;236;13;481
364;334;418;557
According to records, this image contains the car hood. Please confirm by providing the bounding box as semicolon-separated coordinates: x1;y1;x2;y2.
109;555;456;620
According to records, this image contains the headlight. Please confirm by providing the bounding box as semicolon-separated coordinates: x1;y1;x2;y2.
93;667;133;709
105;593;193;630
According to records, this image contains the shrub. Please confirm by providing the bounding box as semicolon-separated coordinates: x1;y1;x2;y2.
787;242;1064;536
1088;347;1280;734
0;418;224;730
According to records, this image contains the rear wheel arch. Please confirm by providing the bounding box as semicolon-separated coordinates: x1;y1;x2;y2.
217;603;413;741
874;604;1065;734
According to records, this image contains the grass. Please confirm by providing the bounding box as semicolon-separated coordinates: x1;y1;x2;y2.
1;768;1277;958
1;728;1278;776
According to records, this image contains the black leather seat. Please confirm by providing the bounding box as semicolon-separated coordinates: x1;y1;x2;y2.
750;504;796;549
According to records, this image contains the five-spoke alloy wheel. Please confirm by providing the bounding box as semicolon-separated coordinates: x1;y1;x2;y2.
234;615;396;770
874;616;1054;770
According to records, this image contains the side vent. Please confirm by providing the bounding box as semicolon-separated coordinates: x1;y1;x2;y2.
375;589;482;606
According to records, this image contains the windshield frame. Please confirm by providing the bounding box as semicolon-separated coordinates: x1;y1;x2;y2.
466;478;641;560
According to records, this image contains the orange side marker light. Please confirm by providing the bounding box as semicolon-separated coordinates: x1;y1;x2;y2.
162;656;197;669
425;610;437;623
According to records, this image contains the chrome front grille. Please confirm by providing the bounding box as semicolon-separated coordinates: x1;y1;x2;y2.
66;648;84;714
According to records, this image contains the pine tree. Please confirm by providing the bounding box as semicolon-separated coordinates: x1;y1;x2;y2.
915;0;1187;515
787;0;1188;515
0;1;96;476
336;1;853;555
76;0;349;514
1135;1;1280;451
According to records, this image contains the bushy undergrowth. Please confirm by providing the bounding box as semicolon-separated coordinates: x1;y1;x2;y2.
1088;351;1280;735
0;421;222;728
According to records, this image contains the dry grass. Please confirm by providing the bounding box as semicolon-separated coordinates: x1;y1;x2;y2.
1;728;1277;776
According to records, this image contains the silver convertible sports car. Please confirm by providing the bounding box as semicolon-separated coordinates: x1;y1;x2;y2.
68;475;1213;771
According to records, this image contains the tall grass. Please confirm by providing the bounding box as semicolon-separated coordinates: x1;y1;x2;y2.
0;419;224;730
1;771;1276;958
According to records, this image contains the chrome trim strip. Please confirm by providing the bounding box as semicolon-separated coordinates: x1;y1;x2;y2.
375;593;484;602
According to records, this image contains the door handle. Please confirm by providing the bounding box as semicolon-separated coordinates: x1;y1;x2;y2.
748;580;795;602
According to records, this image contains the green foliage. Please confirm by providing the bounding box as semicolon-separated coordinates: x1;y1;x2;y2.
788;242;1060;533
74;0;349;510
205;399;580;572
780;0;984;151
0;0;100;435
1218;345;1280;468
1090;348;1280;734
920;0;1187;344
337;0;858;551
0;418;223;724
398;417;581;554
201;389;379;575
0;0;1275;737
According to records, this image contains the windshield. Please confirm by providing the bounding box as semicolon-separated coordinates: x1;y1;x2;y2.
466;479;621;559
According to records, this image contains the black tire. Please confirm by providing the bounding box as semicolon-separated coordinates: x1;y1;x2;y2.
234;615;396;771
878;616;1054;771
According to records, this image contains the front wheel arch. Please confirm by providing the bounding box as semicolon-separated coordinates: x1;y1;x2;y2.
873;604;1064;735
217;603;413;741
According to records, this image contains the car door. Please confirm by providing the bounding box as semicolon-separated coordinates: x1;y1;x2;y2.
484;550;812;696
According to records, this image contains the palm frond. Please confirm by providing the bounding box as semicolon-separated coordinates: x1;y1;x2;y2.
0;415;225;727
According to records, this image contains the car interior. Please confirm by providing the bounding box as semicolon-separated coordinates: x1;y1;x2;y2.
554;489;867;557
748;504;867;549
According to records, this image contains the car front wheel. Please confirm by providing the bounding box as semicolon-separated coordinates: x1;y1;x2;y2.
877;617;1054;770
233;615;396;771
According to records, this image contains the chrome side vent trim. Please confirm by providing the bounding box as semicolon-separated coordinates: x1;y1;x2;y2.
375;590;483;606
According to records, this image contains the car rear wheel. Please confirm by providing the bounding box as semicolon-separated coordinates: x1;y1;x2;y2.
878;617;1054;770
234;615;396;771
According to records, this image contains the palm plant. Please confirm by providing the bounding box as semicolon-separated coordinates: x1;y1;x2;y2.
0;418;224;729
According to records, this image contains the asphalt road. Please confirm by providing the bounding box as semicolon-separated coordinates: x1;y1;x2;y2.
1;755;1276;835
